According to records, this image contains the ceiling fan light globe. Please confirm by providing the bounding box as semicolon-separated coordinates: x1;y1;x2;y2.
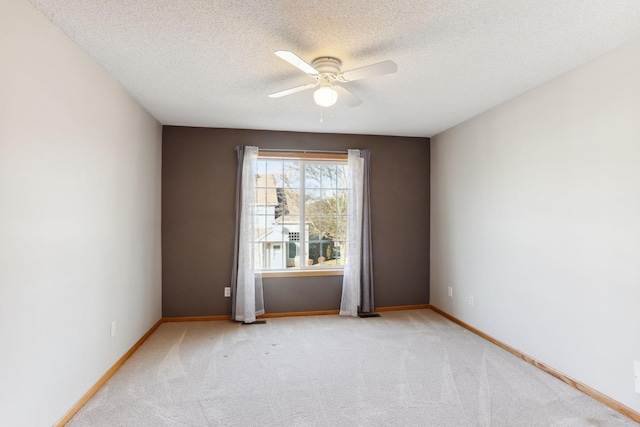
313;86;338;107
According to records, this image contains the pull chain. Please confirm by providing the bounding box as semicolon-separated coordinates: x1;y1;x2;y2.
319;106;335;123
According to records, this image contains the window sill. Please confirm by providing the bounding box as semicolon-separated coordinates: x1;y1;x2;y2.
261;269;344;278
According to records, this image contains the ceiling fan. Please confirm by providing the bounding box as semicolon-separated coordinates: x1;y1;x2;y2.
268;50;397;108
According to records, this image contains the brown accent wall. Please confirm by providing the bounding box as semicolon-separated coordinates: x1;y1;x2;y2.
162;126;430;317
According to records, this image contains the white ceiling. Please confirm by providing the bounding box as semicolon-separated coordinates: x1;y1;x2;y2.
29;0;640;138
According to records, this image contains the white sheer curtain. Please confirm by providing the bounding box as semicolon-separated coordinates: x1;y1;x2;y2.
231;145;264;323
340;149;365;317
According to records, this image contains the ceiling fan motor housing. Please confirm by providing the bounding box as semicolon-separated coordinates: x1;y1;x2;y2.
311;57;342;79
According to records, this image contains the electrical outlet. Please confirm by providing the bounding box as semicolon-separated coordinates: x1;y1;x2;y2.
469;295;475;306
110;321;117;338
224;287;231;297
448;286;453;298
635;360;640;393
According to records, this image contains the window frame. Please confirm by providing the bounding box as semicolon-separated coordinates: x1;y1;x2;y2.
256;151;348;277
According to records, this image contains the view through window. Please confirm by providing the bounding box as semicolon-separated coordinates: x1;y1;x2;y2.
254;155;347;270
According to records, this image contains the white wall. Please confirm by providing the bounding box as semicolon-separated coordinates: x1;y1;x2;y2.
0;1;162;425
431;38;640;413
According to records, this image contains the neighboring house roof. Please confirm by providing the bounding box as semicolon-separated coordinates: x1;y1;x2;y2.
256;174;300;215
255;174;278;206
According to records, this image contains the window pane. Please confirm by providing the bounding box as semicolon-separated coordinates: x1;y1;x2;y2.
265;161;284;187
322;216;337;241
254;159;267;177
305;163;322;189
255;214;270;270
305;188;321;213
282;215;301;268
282;188;300;215
254;214;268;240
281;215;300;231
308;227;320;265
315;216;327;240
286;241;298;268
333;242;345;266
336;215;347;241
320;240;332;259
336;190;348;213
254;187;266;213
321;164;336;188
283;161;300;189
306;214;321;238
317;241;327;266
283;218;300;245
321;189;337;214
269;243;285;269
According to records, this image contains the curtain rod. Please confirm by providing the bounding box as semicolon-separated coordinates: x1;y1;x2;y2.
259;148;348;154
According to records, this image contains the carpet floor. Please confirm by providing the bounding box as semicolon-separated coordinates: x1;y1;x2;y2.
68;309;638;426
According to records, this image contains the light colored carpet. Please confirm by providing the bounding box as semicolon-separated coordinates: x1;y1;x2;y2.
68;309;638;426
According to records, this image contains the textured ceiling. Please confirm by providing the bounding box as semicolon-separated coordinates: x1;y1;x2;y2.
29;0;640;137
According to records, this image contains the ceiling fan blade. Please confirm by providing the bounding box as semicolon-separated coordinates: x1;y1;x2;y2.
333;85;362;108
340;60;397;82
274;50;319;75
268;82;318;98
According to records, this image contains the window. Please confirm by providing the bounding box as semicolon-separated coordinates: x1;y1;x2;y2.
253;153;348;271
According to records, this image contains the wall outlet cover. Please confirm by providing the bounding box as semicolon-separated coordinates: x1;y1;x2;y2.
448;286;453;297
224;287;231;297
